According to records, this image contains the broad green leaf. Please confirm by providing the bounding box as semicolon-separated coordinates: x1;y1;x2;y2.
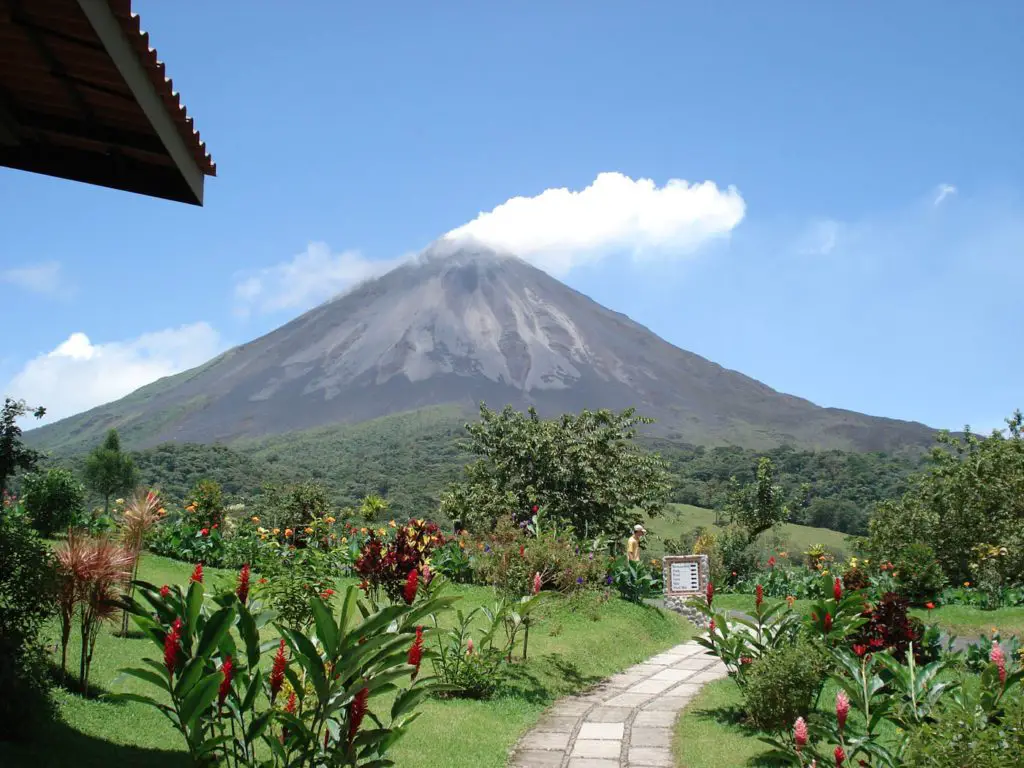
179;672;220;729
195;604;236;660
311;597;339;656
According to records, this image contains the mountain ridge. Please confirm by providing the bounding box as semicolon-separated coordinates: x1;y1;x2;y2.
26;243;938;455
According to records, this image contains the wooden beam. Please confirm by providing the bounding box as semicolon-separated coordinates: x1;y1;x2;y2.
75;0;204;205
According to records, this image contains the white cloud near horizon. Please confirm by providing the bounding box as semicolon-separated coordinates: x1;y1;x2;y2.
1;261;70;296
933;183;957;206
233;242;404;316
4;323;223;425
443;171;746;275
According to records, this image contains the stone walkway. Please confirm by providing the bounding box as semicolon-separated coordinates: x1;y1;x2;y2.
509;641;727;767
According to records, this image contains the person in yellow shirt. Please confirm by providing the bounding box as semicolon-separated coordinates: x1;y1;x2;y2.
626;524;646;562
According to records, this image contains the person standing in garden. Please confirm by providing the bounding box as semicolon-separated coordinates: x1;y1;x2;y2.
626;524;645;562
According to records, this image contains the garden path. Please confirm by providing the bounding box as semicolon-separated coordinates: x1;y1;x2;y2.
509;640;726;767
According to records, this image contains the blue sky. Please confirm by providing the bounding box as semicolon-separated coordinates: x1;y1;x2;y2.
2;1;1022;433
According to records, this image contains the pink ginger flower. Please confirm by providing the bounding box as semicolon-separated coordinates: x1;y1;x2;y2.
533;571;542;596
466;637;475;655
836;690;849;732
793;716;808;751
834;745;846;766
190;563;204;584
991;641;1007;684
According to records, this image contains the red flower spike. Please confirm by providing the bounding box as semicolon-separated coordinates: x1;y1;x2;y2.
408;626;424;680
284;691;297;714
834;745;846;766
833;577;843;602
531;505;538;513
824;612;833;633
270;639;287;702
403;568;418;605
236;564;251;605
533;571;542;596
348;687;369;743
190;563;204;584
159;584;171;598
519;545;525;558
163;618;183;676
200;528;209;537
706;581;714;608
925;601;935;610
218;655;234;710
755;584;763;609
793;717;808;751
709;619;715;632
767;555;776;568
853;644;868;657
991;641;1007;685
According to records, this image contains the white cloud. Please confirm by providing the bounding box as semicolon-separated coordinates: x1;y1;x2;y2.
0;261;69;296
233;242;402;316
4;323;223;424
933;183;957;206
442;171;746;275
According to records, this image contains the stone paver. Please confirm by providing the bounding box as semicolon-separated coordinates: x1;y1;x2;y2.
508;640;727;767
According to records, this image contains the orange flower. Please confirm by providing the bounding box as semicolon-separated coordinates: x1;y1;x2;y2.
284;528;293;538
304;527;314;535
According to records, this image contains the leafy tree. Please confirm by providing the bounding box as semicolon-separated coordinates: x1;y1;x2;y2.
20;468;86;537
726;457;788;542
359;492;388;523
441;404;670;537
867;410;1024;583
83;429;136;515
0;397;46;497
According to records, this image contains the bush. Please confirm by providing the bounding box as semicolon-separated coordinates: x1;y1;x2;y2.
894;542;946;604
0;507;57;740
20;468;86;536
742;638;830;732
185;478;225;529
610;557;661;603
849;591;926;663
903;695;1024;767
431;539;474;583
353;519;443;603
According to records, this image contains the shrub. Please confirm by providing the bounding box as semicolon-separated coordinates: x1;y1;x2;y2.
894;542;946;604
0;508;57;741
353;519;444;603
257;545;340;629
849;591;926;663
742;638;830;731
716;523;758;585
21;467;86;536
903;695;1024;767
610;557;661;603
185;478;225;529
431;539;474;583
430;603;509;698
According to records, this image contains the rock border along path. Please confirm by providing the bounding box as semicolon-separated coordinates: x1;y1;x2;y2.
510;640;727;767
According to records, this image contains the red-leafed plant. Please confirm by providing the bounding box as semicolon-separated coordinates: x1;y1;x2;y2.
354;519;444;603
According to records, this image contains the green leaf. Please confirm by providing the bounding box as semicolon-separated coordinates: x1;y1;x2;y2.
241;669;263;713
245;709;275;744
185;580;203;636
179;672;220;729
114;666;168;690
311;597;339;656
195;604;236;660
101;691;168;710
237;603;261;669
174;656;207;699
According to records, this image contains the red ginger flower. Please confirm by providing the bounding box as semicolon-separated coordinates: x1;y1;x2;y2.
833;577;843;602
218;655;234;709
408;626;424;680
767;555;776;568
709;619;715;632
991;641;1007;684
348;687;369;743
706;581;714;608
200;528;209;537
836;690;849;732
853;644;868;657
531;505;538;513
190;563;204;584
824;612;833;633
284;691;297;714
755;583;763;608
270;638;287;702
519;545;525;558
403;568;418;605
793;716;808;751
466;637;475;655
159;584;171;598
236;564;251;605
834;745;846;766
533;571;542;596
164;618;183;676
925;601;935;610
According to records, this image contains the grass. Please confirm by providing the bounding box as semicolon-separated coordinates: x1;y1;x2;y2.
0;553;692;768
643;503;851;559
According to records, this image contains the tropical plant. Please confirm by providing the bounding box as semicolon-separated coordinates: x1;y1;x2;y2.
726;457;788;542
54;533;134;692
610;557;660;604
110;573;456;766
0;397;45;497
429;602;508;699
118;487;164;635
352;519;443;603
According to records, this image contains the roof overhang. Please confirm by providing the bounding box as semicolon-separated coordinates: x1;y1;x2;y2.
0;0;216;205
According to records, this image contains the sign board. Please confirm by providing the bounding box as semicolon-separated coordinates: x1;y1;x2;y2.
662;554;709;598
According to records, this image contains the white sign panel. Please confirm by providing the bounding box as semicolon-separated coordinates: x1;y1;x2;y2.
670;561;700;593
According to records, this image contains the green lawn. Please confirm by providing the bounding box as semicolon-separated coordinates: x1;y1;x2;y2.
643;503;850;560
0;553;693;768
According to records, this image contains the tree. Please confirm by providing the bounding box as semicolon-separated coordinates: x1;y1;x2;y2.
726;457;788;542
441;404;670;538
83;430;136;516
21;468;86;537
359;492;388;523
0;397;46;497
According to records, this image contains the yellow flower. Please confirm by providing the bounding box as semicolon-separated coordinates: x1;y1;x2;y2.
251;516;260;523
389;520;397;528
378;528;386;536
272;528;280;535
115;498;124;505
458;541;465;549
158;508;166;516
341;537;348;544
964;581;971;587
361;527;368;534
326;516;336;524
304;527;314;535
